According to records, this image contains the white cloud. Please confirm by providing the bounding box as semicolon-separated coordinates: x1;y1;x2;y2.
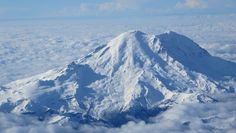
98;0;137;12
78;3;90;12
176;0;207;9
98;2;121;11
1;94;236;133
201;42;236;63
0;7;29;16
56;3;96;17
0;113;77;133
81;94;236;133
55;0;140;17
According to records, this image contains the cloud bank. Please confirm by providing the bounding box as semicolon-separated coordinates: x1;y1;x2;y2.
0;94;236;133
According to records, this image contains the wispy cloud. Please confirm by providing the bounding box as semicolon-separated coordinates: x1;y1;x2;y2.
55;3;96;17
0;7;29;15
97;0;138;12
55;0;140;17
176;0;207;9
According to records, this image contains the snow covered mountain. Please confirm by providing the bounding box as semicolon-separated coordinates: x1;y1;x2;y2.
0;30;236;127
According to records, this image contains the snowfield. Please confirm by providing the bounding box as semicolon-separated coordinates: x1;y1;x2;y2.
0;15;236;133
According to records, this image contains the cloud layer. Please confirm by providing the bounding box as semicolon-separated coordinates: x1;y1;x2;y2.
0;94;236;133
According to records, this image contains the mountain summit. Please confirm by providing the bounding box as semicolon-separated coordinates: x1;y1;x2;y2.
0;30;236;126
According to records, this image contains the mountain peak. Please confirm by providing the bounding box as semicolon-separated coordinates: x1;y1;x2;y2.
121;30;146;36
111;30;147;43
83;30;236;79
164;30;178;34
1;30;236;127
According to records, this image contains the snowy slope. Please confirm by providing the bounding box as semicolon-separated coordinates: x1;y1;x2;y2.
0;30;235;126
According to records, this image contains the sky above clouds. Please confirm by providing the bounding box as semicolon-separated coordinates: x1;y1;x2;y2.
0;0;236;20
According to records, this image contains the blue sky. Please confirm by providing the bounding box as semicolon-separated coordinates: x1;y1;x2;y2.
0;0;236;20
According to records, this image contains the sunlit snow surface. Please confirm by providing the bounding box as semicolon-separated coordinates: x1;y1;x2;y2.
0;15;236;132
